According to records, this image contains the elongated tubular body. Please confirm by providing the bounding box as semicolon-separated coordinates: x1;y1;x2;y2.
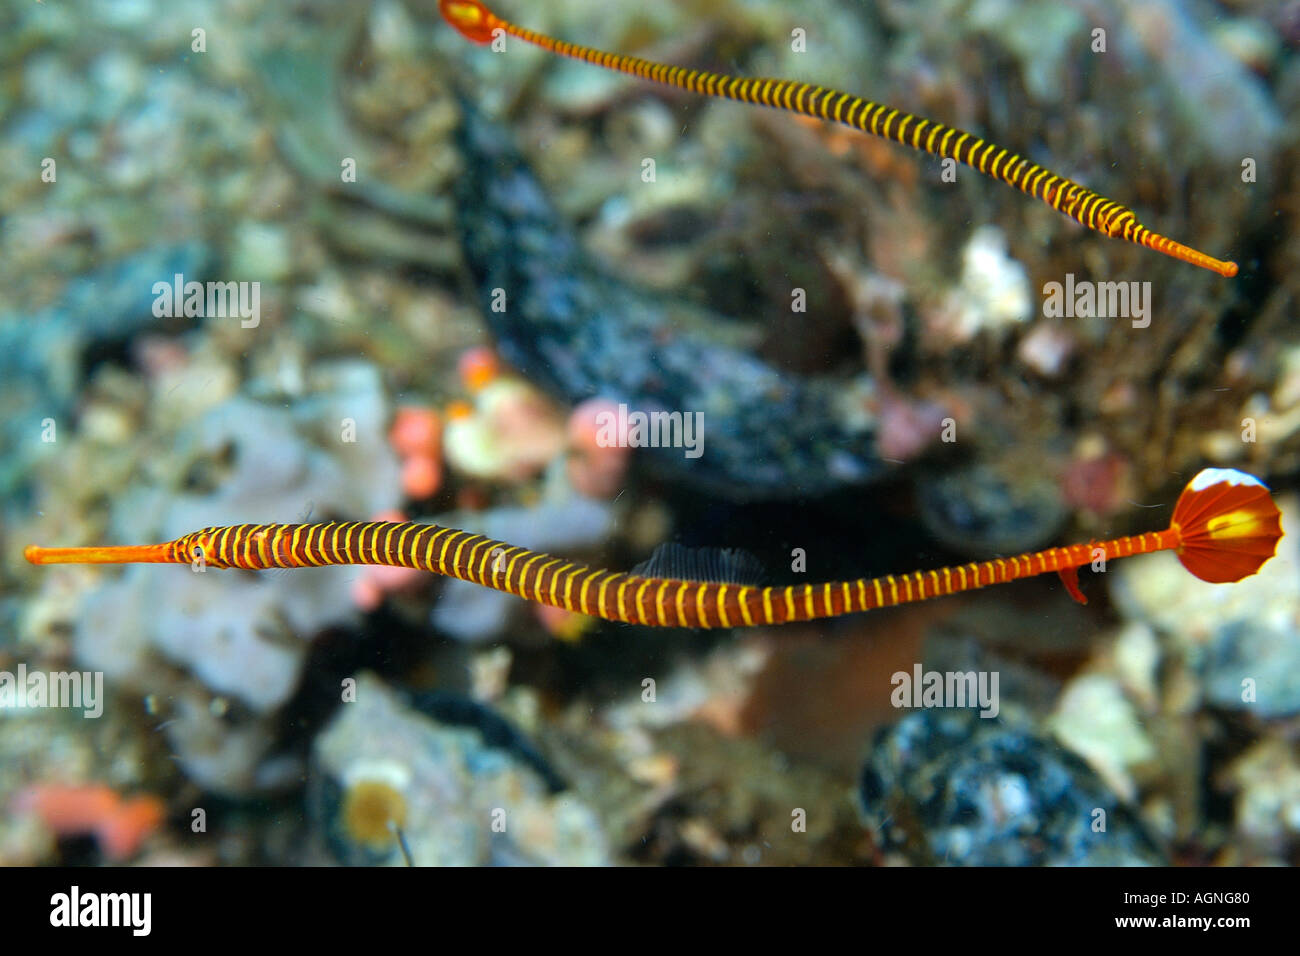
438;0;1237;277
24;469;1282;628
25;523;1176;628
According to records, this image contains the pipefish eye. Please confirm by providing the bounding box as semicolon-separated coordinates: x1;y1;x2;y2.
1104;210;1132;238
181;532;216;565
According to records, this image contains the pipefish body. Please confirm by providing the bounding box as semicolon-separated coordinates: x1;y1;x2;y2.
439;0;1238;278
25;469;1282;629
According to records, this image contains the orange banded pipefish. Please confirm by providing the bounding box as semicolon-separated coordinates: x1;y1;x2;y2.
438;0;1238;278
25;469;1281;629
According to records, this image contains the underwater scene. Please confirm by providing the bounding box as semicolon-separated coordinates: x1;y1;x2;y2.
2;0;1298;871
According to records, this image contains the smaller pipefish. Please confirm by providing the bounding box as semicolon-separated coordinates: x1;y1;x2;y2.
439;0;1238;278
25;469;1282;628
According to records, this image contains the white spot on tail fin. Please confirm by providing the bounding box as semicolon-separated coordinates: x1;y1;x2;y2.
1189;468;1266;493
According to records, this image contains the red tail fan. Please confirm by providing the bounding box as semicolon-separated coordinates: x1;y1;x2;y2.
1171;468;1283;583
439;0;500;44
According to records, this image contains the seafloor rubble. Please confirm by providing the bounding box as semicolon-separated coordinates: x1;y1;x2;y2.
2;0;1299;865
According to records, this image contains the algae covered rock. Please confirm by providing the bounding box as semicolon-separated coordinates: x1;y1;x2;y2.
311;674;608;866
859;709;1163;865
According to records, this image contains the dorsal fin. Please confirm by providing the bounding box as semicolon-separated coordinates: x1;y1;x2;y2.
631;542;766;585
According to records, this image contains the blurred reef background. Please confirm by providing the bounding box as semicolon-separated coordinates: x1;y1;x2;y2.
2;0;1300;865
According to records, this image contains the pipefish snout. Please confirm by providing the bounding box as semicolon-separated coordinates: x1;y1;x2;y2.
25;469;1282;628
438;0;1238;278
